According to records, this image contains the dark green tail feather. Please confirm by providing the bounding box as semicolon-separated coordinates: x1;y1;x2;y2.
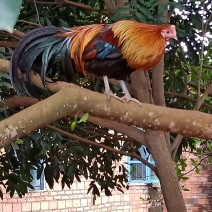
10;26;75;96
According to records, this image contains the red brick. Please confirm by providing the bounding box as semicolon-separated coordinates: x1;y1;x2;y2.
49;201;57;210
45;195;54;200
17;197;28;203
12;203;22;212
30;192;41;197
31;202;40;211
3;204;12;212
198;198;209;205
40;201;49;210
58;200;65;209
22;203;31;212
66;199;73;208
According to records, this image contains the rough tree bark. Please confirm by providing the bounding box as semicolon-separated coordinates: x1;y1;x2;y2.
131;70;187;212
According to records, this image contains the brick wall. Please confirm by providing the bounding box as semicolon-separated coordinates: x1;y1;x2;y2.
4;152;212;211
181;152;212;212
0;178;155;212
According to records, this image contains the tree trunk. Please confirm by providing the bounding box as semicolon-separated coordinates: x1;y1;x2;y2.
131;71;187;212
147;131;186;212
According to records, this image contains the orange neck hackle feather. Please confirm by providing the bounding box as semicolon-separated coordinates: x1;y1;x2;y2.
112;20;168;70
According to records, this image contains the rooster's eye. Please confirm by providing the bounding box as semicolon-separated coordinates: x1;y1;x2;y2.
167;31;170;34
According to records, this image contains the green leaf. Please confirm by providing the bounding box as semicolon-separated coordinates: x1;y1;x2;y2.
169;2;186;10
209;157;212;164
110;14;132;22
15;139;24;145
114;7;136;13
2;73;10;80
138;7;150;18
0;106;9;111
146;0;158;8
177;28;188;38
27;183;34;190
134;12;147;23
182;188;190;191
77;113;89;123
158;3;168;15
190;14;202;30
67;164;77;178
0;82;12;89
181;176;189;180
0;0;22;33
70;121;77;131
0;190;3;200
9;189;15;198
195;168;200;174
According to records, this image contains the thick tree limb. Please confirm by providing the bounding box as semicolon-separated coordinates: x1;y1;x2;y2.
1;78;212;148
1;95;148;147
1;58;212;143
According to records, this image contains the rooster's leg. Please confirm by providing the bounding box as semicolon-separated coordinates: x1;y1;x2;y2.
119;80;141;105
103;75;120;100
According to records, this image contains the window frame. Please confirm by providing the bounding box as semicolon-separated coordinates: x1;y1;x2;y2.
127;146;160;186
28;167;45;192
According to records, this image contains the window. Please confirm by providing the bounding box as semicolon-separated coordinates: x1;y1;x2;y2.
127;146;159;185
29;167;45;191
13;148;45;191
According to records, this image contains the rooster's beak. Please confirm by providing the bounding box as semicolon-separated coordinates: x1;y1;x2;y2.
173;36;178;41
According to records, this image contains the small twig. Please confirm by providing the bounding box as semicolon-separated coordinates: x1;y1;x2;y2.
181;68;188;95
18;20;41;27
196;0;206;109
165;91;212;111
25;0;109;15
103;0;116;14
0;30;23;40
171;135;183;158
180;154;211;179
88;116;148;147
203;64;212;69
33;0;42;26
194;83;212;110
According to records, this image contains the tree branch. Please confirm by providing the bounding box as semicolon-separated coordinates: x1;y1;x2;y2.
25;0;109;15
171;82;212;159
1;96;39;108
103;0;116;14
88;116;148;147
17;20;41;27
1;82;212;149
0;41;18;48
46;124;156;172
165;91;212;111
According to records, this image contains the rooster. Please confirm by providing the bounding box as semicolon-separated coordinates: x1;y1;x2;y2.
10;20;177;103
